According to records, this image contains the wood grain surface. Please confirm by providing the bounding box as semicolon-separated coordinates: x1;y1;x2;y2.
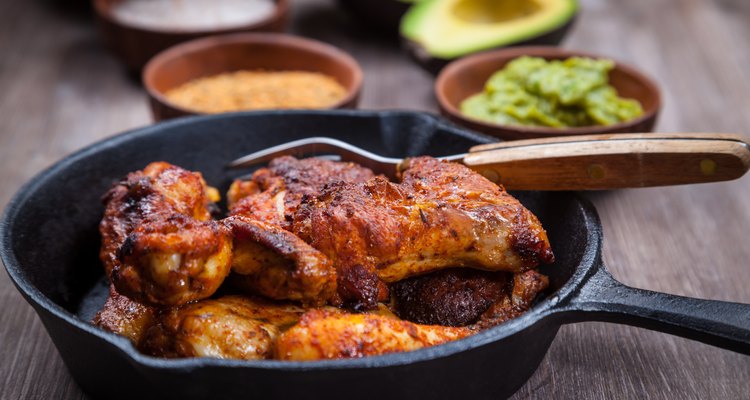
1;0;749;399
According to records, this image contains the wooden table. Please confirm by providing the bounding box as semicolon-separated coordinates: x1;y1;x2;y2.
1;0;749;398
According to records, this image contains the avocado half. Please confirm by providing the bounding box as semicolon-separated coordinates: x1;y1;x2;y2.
401;0;578;73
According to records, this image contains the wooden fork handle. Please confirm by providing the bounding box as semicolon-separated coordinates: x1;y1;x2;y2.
464;133;750;191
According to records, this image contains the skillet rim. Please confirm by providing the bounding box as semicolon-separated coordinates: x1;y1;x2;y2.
0;109;603;371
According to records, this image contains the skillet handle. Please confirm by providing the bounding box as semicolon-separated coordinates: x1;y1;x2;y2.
463;133;750;190
558;265;750;354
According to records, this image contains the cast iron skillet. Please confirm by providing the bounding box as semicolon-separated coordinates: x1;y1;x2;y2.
1;110;749;400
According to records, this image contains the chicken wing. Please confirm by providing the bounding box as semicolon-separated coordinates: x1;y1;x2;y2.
223;216;337;306
93;284;157;345
100;162;233;305
293;157;553;309
140;295;305;360
228;156;376;229
275;309;471;361
399;156;554;267
227;156;382;304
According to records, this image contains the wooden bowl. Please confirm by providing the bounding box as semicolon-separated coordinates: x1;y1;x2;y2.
143;33;364;121
92;0;289;71
435;47;661;140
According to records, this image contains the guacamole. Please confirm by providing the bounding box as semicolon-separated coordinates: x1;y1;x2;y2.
460;56;643;128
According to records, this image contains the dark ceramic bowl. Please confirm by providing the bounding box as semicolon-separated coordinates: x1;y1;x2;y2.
336;0;413;36
143;33;364;121
436;46;661;140
92;0;289;71
1;111;747;400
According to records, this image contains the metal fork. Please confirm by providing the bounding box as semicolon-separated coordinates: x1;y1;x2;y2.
227;134;750;190
228;137;464;179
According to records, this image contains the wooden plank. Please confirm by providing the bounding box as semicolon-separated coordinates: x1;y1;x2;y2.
0;0;748;399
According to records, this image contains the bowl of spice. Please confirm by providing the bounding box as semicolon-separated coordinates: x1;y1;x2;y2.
435;46;661;140
93;0;289;71
143;33;363;121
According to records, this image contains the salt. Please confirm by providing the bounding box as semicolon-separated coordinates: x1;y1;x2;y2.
110;0;276;32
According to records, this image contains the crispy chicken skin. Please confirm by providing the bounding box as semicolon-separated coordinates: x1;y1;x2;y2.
93;284;157;345
293;157;553;309
275;309;471;361
100;162;233;305
227;156;383;306
228;156;376;229
399;157;554;266
223;216;337;306
141;296;305;359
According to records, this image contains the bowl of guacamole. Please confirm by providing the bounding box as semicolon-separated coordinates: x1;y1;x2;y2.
435;47;661;140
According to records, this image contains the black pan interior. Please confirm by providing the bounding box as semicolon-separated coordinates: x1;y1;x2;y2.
3;110;590;348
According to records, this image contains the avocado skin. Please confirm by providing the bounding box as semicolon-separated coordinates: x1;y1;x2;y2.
404;16;577;75
337;0;413;36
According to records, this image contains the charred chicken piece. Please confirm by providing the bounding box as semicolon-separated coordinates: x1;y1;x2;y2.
474;269;549;329
93;284;157;345
275;309;471;361
100;162;233;306
141;296;305;360
392;269;549;328
293;157;553;309
392;269;511;327
223;216;337;306
228;156;376;229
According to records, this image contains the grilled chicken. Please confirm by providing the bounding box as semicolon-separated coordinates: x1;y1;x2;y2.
100;162;233;306
141;296;305;359
274;270;547;362
228;156;376;229
228;156;552;310
391;269;511;327
392;269;548;327
227;156;384;305
97;156;553;361
399;157;554;268
93;284;157;345
223;216;337;306
293;157;553;309
474;269;549;329
275;309;471;361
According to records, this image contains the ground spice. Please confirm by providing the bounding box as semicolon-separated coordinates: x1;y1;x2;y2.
164;70;348;113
